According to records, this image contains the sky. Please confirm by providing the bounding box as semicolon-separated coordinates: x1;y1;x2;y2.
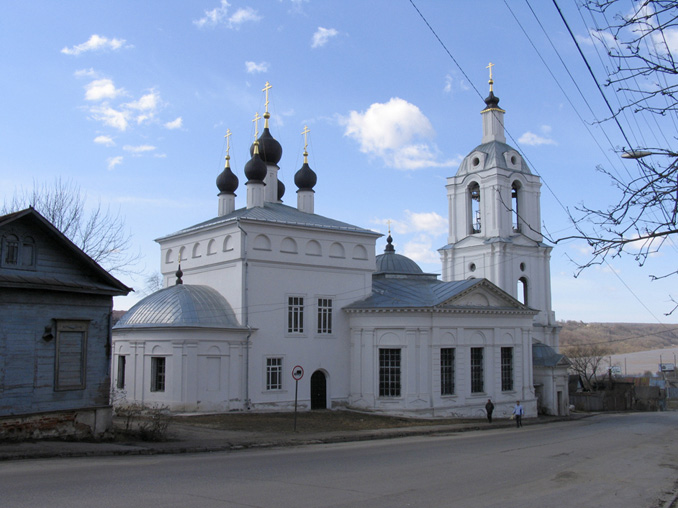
2;0;678;325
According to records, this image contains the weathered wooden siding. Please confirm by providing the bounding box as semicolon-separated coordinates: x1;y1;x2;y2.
0;289;113;417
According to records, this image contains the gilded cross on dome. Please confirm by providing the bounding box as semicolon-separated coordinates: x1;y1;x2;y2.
262;81;272;113
252;112;261;140
224;129;232;158
487;62;495;92
301;125;310;152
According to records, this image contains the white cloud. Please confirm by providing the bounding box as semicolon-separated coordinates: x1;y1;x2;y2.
245;61;269;74
194;1;261;29
107;156;123;170
228;7;261;28
94;135;115;146
402;237;442;265
312;27;338;48
61;34;128;55
124;90;160;112
123;145;156;154
84;78;124;101
518;126;557;146
194;0;230;27
341;97;455;169
443;73;470;94
74;68;98;78
164;117;183;130
90;105;129;131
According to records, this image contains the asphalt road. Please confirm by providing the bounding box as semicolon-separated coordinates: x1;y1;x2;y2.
2;412;677;508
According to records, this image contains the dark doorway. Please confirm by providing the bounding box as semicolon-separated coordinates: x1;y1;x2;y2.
310;370;327;410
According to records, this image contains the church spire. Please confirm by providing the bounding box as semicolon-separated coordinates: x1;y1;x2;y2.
217;129;239;216
295;125;317;214
481;62;506;144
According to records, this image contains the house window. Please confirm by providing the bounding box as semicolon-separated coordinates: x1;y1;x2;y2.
287;296;304;333
471;347;484;393
54;320;88;391
501;347;514;391
151;357;166;392
266;357;282;390
317;298;332;334
116;355;126;390
441;348;455;395
1;235;35;269
379;348;401;397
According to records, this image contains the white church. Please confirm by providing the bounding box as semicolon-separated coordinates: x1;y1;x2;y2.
112;79;569;419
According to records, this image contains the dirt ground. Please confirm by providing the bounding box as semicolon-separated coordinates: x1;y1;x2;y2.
175;410;478;434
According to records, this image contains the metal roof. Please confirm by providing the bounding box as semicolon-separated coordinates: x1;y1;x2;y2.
114;284;244;330
344;278;482;310
156;202;380;241
457;140;531;176
532;341;570;367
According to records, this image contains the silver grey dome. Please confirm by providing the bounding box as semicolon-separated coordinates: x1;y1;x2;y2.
114;284;242;329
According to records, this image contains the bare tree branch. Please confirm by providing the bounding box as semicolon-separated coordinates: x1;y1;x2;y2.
2;177;141;276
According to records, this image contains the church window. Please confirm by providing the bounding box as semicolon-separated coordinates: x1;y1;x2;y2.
287;296;304;333
266;357;282;390
469;183;481;234
512;182;521;232
317;298;332;334
151;357;166;392
165;249;174;264
517;277;528;305
54;320;88;391
116;355;126;390
192;242;201;258
501;347;514;391
471;347;484;393
379;348;401;397
441;348;455;395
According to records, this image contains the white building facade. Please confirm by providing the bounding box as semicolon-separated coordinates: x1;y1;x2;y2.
112;82;568;418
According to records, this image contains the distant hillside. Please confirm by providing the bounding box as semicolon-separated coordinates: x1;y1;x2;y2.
559;321;678;354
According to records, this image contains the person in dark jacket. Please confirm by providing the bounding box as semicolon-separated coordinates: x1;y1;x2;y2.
485;399;494;423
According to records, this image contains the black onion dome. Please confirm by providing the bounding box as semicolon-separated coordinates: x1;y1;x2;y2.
216;164;239;193
244;148;267;182
483;91;500;110
294;161;317;190
277;179;285;201
250;128;282;165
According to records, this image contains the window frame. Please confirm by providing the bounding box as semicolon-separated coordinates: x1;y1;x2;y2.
316;297;333;335
470;347;484;393
150;356;166;392
266;357;283;391
379;348;401;398
440;347;456;396
54;320;89;391
501;347;514;392
287;295;305;334
116;355;126;390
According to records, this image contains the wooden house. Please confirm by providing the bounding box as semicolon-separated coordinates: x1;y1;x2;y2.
0;208;131;439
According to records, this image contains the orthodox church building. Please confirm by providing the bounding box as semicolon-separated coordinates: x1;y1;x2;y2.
113;80;569;419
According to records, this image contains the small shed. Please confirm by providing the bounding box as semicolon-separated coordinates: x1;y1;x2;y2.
0;208;131;439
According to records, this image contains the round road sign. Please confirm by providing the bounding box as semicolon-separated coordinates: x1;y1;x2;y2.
292;365;304;380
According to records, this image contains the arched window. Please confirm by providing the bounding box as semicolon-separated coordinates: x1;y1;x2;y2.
469;182;481;234
512;181;521;232
517;277;528;305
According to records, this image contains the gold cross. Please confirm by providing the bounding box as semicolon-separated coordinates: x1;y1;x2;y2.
301;125;310;152
262;81;272;113
252;112;261;139
487;62;495;92
224;128;232;156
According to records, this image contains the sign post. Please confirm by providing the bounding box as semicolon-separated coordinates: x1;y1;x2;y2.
292;365;304;432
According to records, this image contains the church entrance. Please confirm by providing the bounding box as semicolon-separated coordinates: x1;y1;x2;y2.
310;370;327;410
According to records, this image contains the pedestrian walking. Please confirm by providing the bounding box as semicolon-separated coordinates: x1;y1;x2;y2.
513;400;524;428
485;399;494;423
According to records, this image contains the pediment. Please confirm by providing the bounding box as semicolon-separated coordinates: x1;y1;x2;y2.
437;280;528;311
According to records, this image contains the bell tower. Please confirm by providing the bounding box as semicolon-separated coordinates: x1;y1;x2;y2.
439;65;559;347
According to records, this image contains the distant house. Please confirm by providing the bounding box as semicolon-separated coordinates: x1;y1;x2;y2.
0;208;131;439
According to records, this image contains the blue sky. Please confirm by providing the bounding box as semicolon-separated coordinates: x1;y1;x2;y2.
2;0;677;325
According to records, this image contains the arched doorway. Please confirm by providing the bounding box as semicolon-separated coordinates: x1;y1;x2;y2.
310;370;327;410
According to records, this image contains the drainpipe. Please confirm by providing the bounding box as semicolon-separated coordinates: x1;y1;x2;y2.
237;218;251;410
